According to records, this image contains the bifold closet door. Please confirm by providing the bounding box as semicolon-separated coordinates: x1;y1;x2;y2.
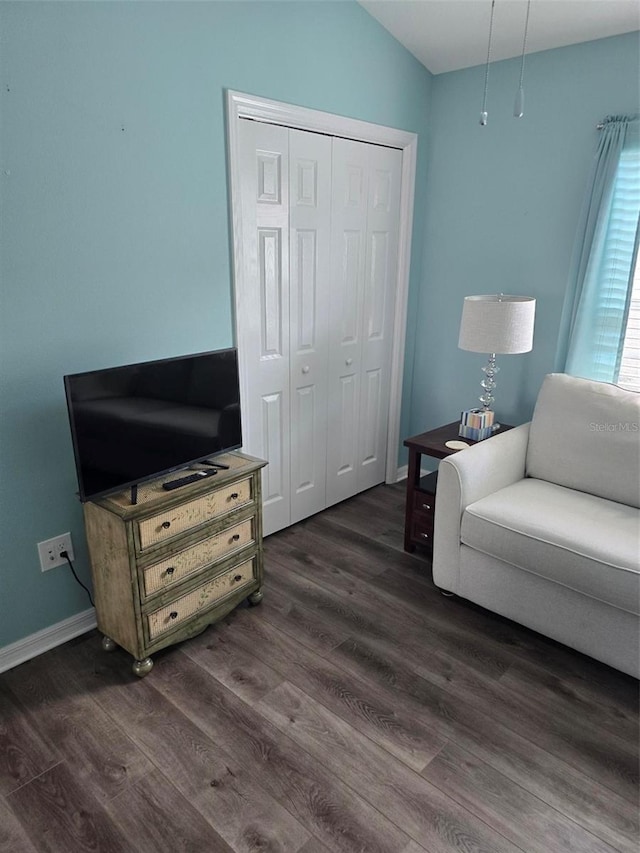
326;138;402;507
237;120;331;535
288;129;332;524
236;120;401;535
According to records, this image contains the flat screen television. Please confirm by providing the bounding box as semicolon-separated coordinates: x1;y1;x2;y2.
64;348;242;502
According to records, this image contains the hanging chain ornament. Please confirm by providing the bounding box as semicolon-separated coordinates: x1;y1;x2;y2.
480;0;496;126
514;0;532;117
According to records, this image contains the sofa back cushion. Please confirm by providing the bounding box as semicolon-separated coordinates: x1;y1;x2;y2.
526;373;640;508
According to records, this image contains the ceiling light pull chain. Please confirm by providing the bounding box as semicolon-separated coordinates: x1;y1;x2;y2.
480;0;496;126
514;0;532;118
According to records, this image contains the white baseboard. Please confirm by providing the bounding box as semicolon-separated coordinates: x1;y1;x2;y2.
0;609;96;674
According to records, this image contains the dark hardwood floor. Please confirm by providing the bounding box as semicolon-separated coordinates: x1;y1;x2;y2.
1;482;638;853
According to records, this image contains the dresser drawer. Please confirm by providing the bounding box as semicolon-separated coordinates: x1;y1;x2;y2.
413;492;435;516
411;514;434;547
146;557;256;641
141;517;255;597
136;478;252;552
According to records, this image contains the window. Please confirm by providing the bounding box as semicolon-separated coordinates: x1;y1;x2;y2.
564;124;640;388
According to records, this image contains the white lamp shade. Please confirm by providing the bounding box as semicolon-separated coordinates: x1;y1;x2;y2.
458;294;536;354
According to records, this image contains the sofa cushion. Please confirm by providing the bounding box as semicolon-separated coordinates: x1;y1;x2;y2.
461;478;640;615
525;373;640;508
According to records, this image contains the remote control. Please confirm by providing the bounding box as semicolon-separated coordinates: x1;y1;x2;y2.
162;470;217;491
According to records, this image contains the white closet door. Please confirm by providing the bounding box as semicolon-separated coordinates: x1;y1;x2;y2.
326;138;368;506
326;138;402;506
238;120;291;534
288;129;332;524
237;121;402;533
358;143;403;491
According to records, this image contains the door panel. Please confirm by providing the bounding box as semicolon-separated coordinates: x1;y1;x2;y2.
326;139;402;503
326;138;368;506
258;228;284;356
361;367;382;466
238;120;291;534
339;230;362;344
336;372;359;476
257;152;283;203
366;230;390;340
261;391;286;506
288;129;332;525
294;229;317;351
358;144;402;492
292;383;316;495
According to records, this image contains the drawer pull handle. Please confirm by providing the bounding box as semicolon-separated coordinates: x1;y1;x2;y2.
169;611;178;620
233;574;243;583
231;534;240;542
166;567;175;576
230;492;239;500
161;521;171;530
421;533;430;540
422;503;431;511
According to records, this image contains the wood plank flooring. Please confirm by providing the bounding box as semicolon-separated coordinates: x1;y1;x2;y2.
1;482;638;853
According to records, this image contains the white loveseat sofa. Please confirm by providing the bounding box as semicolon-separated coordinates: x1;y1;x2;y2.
432;373;640;678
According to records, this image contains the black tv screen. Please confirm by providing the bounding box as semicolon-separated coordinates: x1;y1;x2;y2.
64;348;242;502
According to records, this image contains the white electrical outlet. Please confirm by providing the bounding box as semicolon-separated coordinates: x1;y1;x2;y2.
37;533;74;572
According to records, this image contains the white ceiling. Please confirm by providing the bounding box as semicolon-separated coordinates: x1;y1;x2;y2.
358;0;640;74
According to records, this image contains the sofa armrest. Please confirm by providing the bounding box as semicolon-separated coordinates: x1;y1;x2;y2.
432;422;530;593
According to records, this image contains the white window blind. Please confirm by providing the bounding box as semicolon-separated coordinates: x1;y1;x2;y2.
591;145;640;383
614;144;640;391
617;254;640;391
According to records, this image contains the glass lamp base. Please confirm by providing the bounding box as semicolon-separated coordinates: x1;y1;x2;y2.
479;355;501;431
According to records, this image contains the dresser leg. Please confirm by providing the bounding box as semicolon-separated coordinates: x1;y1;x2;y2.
132;657;154;677
101;635;117;652
248;588;263;606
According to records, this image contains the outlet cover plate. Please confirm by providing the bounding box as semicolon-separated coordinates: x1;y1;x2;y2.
38;533;74;572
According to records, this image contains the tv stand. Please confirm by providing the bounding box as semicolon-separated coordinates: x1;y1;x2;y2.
83;451;267;677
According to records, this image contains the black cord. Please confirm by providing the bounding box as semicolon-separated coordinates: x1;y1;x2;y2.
60;550;95;608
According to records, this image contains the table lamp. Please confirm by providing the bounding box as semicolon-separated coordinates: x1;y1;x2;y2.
458;294;536;434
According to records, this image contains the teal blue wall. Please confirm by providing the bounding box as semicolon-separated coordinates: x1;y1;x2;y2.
0;1;432;648
411;32;640;435
2;0;638;651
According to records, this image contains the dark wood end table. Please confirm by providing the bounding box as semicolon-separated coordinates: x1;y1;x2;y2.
403;421;513;553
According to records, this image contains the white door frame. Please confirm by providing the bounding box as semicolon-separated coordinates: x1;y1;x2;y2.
226;89;417;486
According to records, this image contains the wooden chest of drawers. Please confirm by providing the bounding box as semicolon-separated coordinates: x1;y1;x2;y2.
403;422;512;553
83;451;267;676
408;474;437;549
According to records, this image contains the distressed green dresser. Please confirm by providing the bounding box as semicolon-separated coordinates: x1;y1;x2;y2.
83;451;267;676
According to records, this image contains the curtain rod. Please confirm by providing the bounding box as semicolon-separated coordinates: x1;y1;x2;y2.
597;116;639;130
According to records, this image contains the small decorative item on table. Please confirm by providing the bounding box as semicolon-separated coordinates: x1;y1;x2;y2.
459;408;495;441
